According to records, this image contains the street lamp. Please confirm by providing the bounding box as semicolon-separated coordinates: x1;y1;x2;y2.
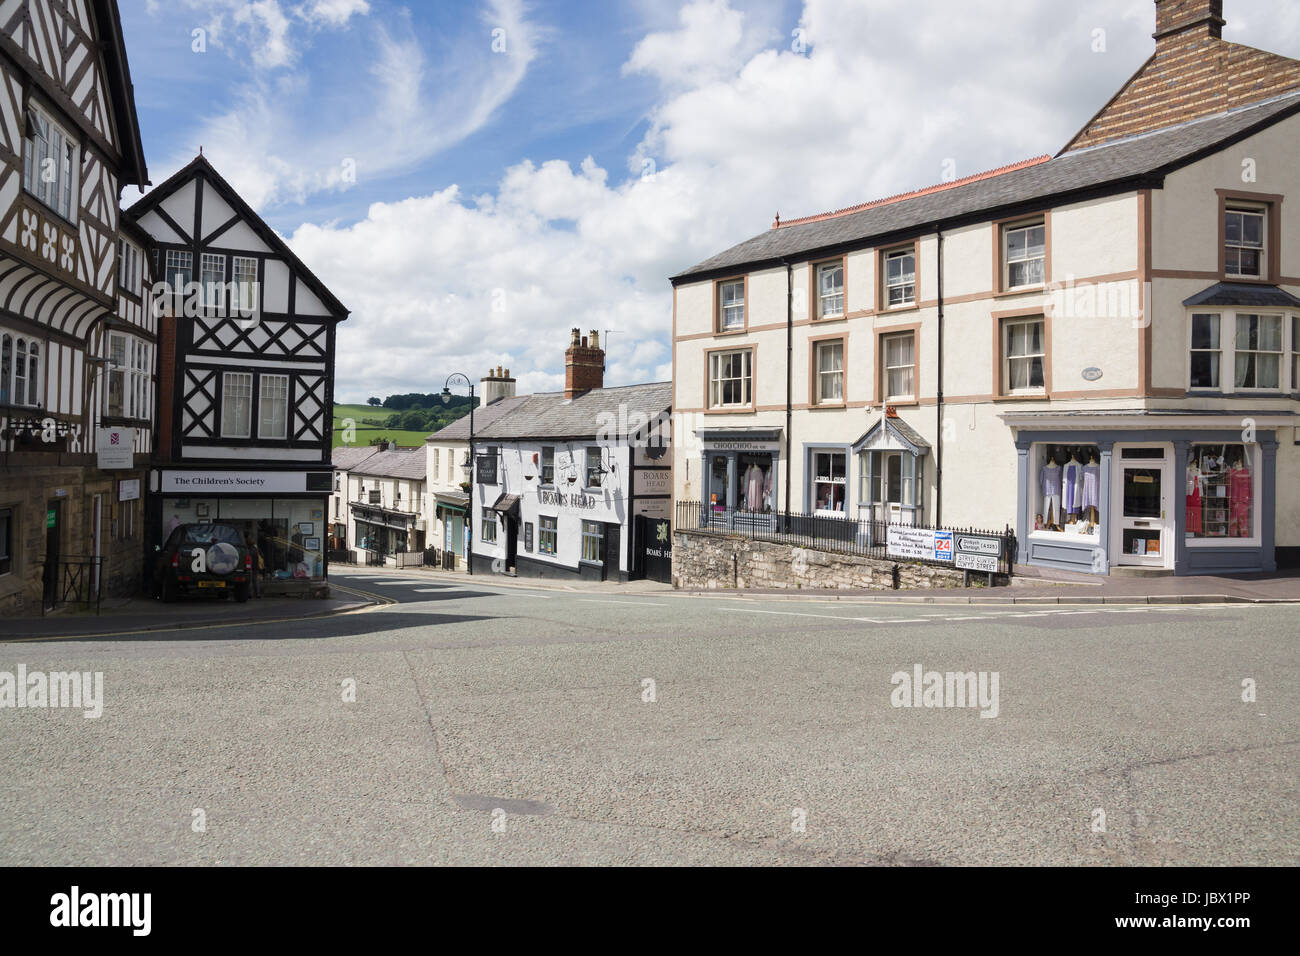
441;373;475;575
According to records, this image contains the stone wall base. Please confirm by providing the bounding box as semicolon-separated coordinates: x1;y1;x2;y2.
672;530;971;591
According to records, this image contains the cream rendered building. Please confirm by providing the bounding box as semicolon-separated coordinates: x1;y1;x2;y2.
671;0;1300;577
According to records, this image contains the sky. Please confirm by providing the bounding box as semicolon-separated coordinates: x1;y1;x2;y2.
118;0;1300;403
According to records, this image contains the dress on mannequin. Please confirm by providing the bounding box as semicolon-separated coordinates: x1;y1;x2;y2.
1063;457;1083;518
1081;461;1100;511
1186;464;1203;536
1040;461;1062;527
1228;461;1252;537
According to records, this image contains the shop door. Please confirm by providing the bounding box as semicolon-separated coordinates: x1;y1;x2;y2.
91;494;102;594
505;517;518;571
42;500;62;608
1114;447;1172;567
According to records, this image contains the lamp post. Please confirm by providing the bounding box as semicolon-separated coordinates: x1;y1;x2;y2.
441;373;474;575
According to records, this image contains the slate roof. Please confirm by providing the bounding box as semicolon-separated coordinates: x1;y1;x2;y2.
332;445;379;470
474;382;672;441
853;416;931;453
1183;283;1300;309
425;395;532;442
348;446;427;481
673;90;1300;281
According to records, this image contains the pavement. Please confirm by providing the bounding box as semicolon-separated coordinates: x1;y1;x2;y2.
0;566;1295;866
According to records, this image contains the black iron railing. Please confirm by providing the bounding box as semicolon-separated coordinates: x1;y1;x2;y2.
40;555;104;615
674;502;1016;575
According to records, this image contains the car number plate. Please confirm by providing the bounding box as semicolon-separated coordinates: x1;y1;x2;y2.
196;580;226;588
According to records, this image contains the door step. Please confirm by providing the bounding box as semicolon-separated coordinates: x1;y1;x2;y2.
1109;567;1175;578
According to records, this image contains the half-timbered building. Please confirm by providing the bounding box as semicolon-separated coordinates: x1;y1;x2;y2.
0;0;149;611
126;154;349;593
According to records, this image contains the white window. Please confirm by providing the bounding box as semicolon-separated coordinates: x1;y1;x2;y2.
221;371;253;438
884;248;915;307
541;446;555;484
811;451;847;513
1003;222;1046;289
581;520;604;562
1234;314;1282;389
482;514;498;543
708;349;752;408
233;256;258;314
432;448;440;477
165;250;192;313
882;331;915;401
117;238;141;295
1002;318;1046;394
1;331;42;408
201;253;225;309
815;340;844;404
106;333;152;419
719;279;745;330
817;262;844;318
585;447;604;488
538;515;558;555
1225;206;1266;279
1189;313;1221;389
259;374;289;439
23;105;77;221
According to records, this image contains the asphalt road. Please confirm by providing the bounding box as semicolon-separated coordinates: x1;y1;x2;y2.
1;567;1295;866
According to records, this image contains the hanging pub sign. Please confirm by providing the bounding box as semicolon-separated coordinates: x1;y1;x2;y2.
475;451;498;484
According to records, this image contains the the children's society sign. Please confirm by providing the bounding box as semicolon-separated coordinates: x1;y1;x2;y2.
886;527;954;562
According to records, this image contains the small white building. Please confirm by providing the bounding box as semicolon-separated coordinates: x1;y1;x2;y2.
423;369;527;570
470;330;671;581
335;444;426;562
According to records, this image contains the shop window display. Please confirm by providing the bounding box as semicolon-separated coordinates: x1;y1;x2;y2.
707;453;775;513
1034;444;1100;537
812;451;847;513
1186;444;1253;539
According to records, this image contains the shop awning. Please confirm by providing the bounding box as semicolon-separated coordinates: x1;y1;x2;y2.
491;493;521;518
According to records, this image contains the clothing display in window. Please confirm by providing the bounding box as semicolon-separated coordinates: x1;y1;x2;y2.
1063;458;1083;516
1228;462;1252;537
744;463;765;512
1040;462;1062;527
1185;465;1203;536
1081;462;1100;510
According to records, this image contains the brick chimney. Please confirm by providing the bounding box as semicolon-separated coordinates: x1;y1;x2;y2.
479;365;516;406
1154;0;1225;43
564;328;604;399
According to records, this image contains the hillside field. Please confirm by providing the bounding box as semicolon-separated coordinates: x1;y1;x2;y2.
331;404;429;449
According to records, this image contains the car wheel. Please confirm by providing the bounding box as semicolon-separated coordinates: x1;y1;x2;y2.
235;584;250;604
161;578;178;603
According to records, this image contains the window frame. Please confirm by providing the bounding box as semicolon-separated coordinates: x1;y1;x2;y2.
1217;190;1281;284
481;513;498;543
117;237;142;296
220;371;253;439
581;520;604;563
1186;310;1291;394
1;329;43;409
584;446;604;489
876;328;917;405
22;101;79;223
809;448;848;515
232;256;258;315
812;257;846;320
258;373;290;440
1185;442;1261;548
714;276;748;333
706;347;755;411
540;446;555;485
810;335;846;407
538;515;558;556
1233;313;1284;391
879;242;918;311
993;213;1050;294
994;312;1050;399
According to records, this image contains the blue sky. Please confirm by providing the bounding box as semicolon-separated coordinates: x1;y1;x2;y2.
115;0;1300;403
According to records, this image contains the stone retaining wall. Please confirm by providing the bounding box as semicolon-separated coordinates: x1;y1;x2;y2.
672;530;970;590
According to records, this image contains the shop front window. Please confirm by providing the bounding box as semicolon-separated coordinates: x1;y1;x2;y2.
1186;443;1254;540
581;521;603;562
737;453;773;513
811;451;846;514
1033;444;1101;538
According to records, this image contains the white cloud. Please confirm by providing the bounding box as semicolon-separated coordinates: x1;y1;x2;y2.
268;0;1300;402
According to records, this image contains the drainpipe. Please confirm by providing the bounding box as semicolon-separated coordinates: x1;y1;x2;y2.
782;258;793;521
934;226;945;528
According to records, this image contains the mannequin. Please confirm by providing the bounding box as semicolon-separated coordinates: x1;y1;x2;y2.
745;462;765;512
1186;459;1203;537
1040;451;1063;530
1082;453;1100;528
1228;454;1252;537
1063;451;1083;523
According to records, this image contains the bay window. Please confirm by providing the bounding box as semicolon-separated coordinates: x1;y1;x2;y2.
1189;312;1290;392
1189;314;1221;389
1233;314;1282;389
